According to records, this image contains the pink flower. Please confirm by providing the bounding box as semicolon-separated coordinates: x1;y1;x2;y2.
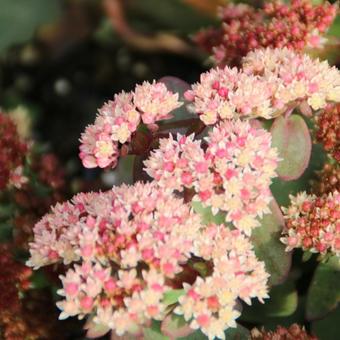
281;190;340;257
145;120;279;235
194;1;337;67
79;82;182;169
175;225;269;339
134;81;182;124
185;48;340;124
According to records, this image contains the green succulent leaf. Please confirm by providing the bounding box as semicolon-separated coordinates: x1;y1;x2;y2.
271;142;326;207
271;114;312;181
191;201;226;225
312;305;340;340
241;280;298;322
251;199;291;286
223;324;250;340
306;256;340;320
163;289;185;306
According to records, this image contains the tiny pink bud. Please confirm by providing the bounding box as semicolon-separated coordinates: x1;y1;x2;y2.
104;278;117;293
65;282;79;296
163;161;175;172
80;296;94;311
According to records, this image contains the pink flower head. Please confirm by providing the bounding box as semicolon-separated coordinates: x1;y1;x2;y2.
242;48;340;112
27;182;208;334
79;82;182;169
27;182;202;270
194;1;337;67
27;179;271;336
134;80;182;125
79;115;119;169
281;190;340;257
145;120;279;235
175;225;269;339
185;66;275;124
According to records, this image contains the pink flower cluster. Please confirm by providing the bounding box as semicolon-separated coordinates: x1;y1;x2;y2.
27;182;200;271
144;120;279;235
185;48;340;124
79;81;182;169
27;182;269;337
243;48;340;111
281;191;340;256
27;182;201;334
175;225;269;340
195;1;337;66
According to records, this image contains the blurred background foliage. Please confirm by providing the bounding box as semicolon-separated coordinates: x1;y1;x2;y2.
0;1;339;339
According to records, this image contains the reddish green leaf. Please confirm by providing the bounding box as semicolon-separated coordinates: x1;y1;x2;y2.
271;114;312;181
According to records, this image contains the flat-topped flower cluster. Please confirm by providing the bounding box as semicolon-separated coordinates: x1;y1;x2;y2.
28;42;340;339
185;48;340;125
28;182;269;339
79;81;182;169
195;1;337;66
144;120;279;235
80;49;340;170
281;191;340;256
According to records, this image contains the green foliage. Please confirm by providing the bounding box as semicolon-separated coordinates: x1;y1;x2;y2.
251;200;291;286
241;280;298;322
306;256;340;320
191;201;226;225
328;15;340;37
163;289;185;306
271;114;312;181
312;305;340;340
0;0;61;53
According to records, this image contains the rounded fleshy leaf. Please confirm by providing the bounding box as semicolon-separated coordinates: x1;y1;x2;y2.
271;114;312;181
270;143;326;207
306;256;340;320
251;199;291;286
161;314;194;339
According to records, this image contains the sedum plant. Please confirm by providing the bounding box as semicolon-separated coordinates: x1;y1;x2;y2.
1;0;333;339
26;44;340;339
